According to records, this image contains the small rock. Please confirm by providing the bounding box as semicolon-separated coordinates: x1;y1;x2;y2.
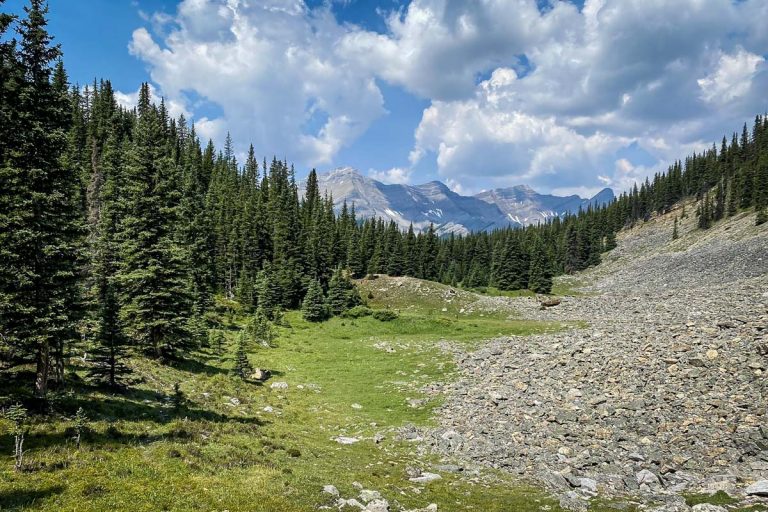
351;403;363;409
407;398;428;408
746;479;768;496
409;472;442;484
250;368;271;381
404;505;437;512
337;498;365;510
270;381;288;390
322;485;339;497
559;491;588;512
229;397;240;405
334;436;360;445
636;469;661;486
434;464;462;473
263;406;274;413
364;499;389;512
578;478;598;494
359;490;382;503
691;505;727;512
539;469;571;491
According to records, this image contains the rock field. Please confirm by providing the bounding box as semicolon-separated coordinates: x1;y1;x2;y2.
417;210;768;509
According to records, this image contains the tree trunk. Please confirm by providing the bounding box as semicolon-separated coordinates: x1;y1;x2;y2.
35;339;50;399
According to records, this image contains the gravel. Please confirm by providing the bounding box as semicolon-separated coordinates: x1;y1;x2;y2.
413;211;768;504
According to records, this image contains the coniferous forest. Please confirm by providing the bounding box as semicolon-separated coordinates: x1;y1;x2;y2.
2;0;768;407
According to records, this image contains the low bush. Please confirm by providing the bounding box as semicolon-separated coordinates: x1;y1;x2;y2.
372;310;398;322
341;305;372;319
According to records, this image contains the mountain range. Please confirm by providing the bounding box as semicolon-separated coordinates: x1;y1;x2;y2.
302;167;614;236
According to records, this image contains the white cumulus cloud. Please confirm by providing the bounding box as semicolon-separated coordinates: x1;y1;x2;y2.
128;0;768;194
128;0;385;166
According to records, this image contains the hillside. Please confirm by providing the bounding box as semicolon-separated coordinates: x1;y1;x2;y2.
415;205;768;511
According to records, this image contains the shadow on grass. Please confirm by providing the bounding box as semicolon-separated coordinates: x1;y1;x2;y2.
172;356;229;376
0;485;65;509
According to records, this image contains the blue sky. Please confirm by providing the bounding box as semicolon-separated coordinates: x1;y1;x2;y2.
4;0;768;196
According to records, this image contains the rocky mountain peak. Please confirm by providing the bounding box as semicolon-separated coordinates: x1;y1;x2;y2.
301;167;614;235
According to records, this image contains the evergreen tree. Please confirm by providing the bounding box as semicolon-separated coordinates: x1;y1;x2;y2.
528;238;553;294
672;217;679;240
233;331;252;380
88;131;130;388
327;267;361;316
726;178;738;217
116;84;192;361
247;307;275;347
0;1;83;397
302;279;328;322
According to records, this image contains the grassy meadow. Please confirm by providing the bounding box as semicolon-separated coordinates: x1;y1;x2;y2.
0;277;752;511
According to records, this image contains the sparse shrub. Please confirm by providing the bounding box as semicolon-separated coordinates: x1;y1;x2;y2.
287;448;301;457
73;407;88;449
171;382;185;411
5;404;27;471
372;310;398;322
367;291;375;300
271;307;285;326
247;308;276;347
341;305;373;319
757;208;767;226
209;329;225;353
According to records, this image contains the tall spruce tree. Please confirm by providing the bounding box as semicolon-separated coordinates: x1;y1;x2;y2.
0;1;83;397
117;84;192;361
88;132;131;388
528;238;553;294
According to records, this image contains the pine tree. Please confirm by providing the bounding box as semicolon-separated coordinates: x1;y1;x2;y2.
564;223;584;273
0;2;83;398
5;404;27;470
233;331;252;380
209;329;225;353
88;132;130;388
117;84;192;361
528;238;553;295
726;178;738;217
256;263;280;319
713;180;725;221
302;279;328;322
756;208;767;226
247;307;275;347
327;267;360;316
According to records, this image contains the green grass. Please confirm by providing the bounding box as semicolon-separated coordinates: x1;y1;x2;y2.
685;491;739;507
551;278;593;297
0;301;581;511
466;287;536;298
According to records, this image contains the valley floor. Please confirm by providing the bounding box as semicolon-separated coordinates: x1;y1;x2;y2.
1;207;767;512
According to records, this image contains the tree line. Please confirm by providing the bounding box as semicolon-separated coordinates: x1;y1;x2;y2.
1;1;767;401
